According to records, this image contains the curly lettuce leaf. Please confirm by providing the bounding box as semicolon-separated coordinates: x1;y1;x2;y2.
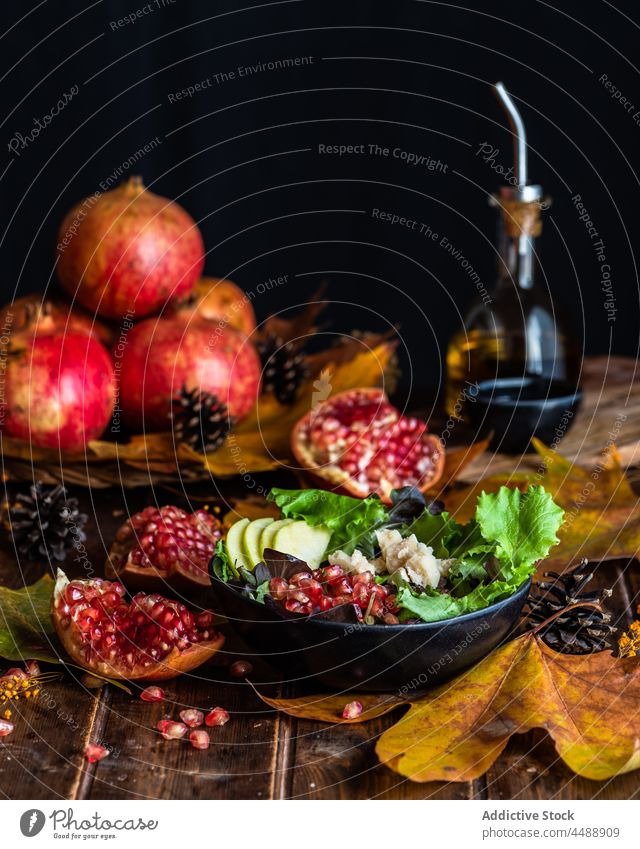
268;488;388;556
475;485;564;575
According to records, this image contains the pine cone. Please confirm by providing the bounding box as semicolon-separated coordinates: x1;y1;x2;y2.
524;559;616;654
8;482;87;563
171;386;234;454
257;333;308;405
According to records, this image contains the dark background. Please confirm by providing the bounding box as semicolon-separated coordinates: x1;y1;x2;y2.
1;0;638;399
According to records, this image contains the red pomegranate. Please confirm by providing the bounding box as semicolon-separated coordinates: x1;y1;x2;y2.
170;277;256;337
105;505;223;593
51;570;224;681
1;329;115;452
117;313;261;432
56;177;205;319
0;294;114;347
291;388;444;504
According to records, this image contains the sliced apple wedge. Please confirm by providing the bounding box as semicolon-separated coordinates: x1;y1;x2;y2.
271;521;331;568
243;518;274;566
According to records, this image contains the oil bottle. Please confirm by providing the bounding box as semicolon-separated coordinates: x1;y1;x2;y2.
445;83;580;418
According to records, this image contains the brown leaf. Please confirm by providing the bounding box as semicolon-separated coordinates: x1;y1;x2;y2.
257;633;640;783
444;440;640;569
256;689;406;723
377;633;640;783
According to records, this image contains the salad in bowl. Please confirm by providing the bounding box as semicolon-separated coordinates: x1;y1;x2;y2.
212;484;564;625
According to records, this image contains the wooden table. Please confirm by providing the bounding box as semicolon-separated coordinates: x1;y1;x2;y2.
1;357;639;800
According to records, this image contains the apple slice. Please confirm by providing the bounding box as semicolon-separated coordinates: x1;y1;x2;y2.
243;518;274;566
272;521;332;568
225;518;252;573
260;518;294;556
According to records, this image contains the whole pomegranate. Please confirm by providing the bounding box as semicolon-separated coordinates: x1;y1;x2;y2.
1;329;115;452
170;277;256;337
106;505;223;593
0;294;114;346
117;313;261;431
51;570;224;680
56;176;205;319
291;388;444;503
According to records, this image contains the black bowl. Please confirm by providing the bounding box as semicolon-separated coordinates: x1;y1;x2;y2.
209;571;531;693
467;376;582;454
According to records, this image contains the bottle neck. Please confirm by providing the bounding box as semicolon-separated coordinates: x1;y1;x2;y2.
497;229;539;290
492;197;544;291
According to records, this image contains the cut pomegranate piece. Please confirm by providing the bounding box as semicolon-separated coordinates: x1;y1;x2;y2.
51;570;224;681
105;505;223;594
291;388;444;503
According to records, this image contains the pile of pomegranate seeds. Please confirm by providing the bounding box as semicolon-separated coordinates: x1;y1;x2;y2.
84;742;110;763
54;577;218;672
119;505;222;577
269;565;399;622
152;703;229;750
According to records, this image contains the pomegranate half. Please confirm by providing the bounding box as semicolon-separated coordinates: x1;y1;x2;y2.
105;505;223;593
291;388;444;504
56;176;204;319
1;329;115;452
117;312;261;432
51;570;224;681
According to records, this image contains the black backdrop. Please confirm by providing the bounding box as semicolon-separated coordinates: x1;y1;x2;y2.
1;0;638;399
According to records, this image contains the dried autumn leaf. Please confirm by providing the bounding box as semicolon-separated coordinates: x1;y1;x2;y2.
444;440;640;569
258;632;640;783
256;689;405;723
376;632;640;783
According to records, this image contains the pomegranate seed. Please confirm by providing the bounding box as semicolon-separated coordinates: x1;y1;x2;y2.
269;577;289;601
156;720;188;740
189;730;210;750
229;660;253;678
342;700;363;720
179;709;204;727
284;598;302;613
140;685;165;703
205;707;230;727
85;742;109;762
322;565;344;585
24;660;41;676
0;719;14;738
289;571;313;585
319;597;333;611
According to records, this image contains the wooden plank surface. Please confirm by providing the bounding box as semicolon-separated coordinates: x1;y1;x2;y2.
1;357;639;799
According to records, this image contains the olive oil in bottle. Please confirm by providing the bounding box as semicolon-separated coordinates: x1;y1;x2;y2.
446;83;580;418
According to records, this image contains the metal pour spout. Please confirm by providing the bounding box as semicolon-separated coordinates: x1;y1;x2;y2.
493;82;542;202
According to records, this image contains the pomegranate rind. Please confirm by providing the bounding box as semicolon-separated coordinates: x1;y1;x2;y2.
291;388;445;504
51;570;224;682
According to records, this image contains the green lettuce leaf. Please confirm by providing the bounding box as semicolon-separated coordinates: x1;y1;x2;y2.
211;539;237;581
397;561;533;623
475;485;564;575
269;488;388;556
